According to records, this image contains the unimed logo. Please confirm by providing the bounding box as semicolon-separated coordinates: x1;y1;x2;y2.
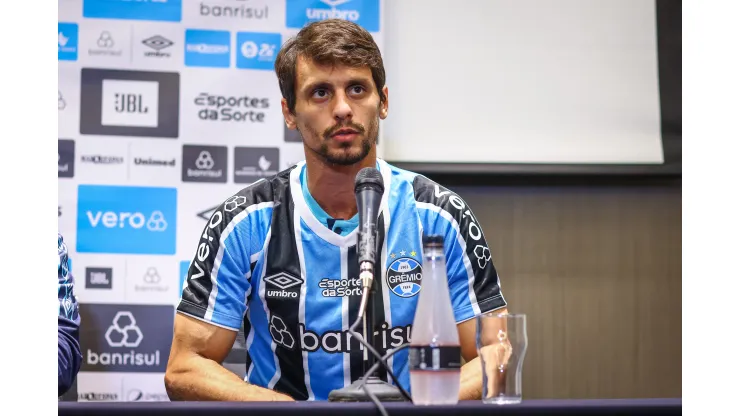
80;304;174;373
76;185;177;254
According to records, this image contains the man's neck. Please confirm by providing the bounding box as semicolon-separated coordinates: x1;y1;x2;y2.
304;148;377;220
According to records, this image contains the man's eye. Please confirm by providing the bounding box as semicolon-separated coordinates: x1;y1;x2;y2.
313;89;329;98
350;85;365;94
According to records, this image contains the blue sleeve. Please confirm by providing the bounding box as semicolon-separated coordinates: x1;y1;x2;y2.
414;177;507;323
58;233;81;397
177;193;273;331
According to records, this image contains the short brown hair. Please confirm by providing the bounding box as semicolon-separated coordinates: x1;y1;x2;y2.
275;19;386;114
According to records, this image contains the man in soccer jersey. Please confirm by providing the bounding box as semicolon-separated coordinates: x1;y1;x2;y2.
165;19;509;402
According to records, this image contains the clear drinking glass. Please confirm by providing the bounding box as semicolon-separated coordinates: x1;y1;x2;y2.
476;312;528;404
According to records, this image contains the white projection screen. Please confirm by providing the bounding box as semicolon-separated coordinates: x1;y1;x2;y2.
378;0;681;175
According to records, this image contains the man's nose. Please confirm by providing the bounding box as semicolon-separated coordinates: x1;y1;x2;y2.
333;93;352;121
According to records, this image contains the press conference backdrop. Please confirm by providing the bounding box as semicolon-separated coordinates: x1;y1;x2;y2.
58;0;384;402
58;0;679;403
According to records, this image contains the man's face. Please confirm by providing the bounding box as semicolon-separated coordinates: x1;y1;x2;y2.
283;55;388;166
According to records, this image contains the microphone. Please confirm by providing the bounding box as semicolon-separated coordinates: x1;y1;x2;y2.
354;167;384;291
326;167;406;404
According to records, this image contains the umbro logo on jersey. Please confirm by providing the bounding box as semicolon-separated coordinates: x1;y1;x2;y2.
264;272;303;299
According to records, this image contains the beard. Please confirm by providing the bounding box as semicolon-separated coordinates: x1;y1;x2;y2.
318;135;373;166
300;115;379;166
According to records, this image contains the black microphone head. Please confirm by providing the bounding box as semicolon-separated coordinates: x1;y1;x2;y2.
355;167;384;267
354;167;384;194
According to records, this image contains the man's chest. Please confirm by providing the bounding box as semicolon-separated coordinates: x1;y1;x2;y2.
250;201;428;349
252;241;425;353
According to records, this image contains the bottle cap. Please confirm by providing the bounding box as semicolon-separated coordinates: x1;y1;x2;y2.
422;235;444;247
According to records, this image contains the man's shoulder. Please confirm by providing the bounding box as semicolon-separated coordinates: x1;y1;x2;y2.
382;160;458;206
223;164;297;207
205;164;299;230
383;160;419;181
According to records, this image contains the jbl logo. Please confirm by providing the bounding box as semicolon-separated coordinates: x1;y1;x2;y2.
80;68;179;138
85;267;113;289
115;93;149;114
99;79;159;129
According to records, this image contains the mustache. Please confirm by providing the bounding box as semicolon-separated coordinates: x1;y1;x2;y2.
323;122;365;139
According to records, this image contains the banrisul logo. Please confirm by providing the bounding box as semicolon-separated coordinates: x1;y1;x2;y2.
76;185;177;254
80;304;174;373
387;257;423;298
287;0;379;32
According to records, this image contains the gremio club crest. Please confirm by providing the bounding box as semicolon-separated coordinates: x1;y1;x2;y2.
386;256;423;298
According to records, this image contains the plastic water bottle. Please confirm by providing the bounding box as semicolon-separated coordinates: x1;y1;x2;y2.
409;235;461;405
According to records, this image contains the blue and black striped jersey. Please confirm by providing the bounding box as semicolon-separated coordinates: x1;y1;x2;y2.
58;233;82;397
177;159;507;400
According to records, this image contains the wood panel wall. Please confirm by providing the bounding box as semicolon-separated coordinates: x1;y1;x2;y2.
454;183;681;399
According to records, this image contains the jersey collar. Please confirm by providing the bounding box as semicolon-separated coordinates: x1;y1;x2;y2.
289;158;392;248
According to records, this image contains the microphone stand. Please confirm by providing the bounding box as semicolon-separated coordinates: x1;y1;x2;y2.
327;263;406;402
328;167;407;402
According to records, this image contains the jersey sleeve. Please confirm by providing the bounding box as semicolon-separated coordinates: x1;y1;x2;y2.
58;233;81;397
413;176;507;323
177;189;274;331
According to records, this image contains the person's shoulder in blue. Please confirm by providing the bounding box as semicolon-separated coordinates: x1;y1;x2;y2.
58;232;81;397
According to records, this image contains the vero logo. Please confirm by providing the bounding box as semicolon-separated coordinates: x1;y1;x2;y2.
86;210;168;231
77;185;177;255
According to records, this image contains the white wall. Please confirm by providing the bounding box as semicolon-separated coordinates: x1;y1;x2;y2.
380;0;664;165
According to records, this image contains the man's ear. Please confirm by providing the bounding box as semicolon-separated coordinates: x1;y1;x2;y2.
379;85;389;120
281;98;297;129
